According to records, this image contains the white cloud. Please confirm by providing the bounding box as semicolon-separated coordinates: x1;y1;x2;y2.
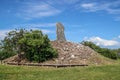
17;2;61;19
118;35;120;38
41;29;53;34
14;23;56;34
0;23;56;40
13;23;56;28
81;3;95;8
0;29;53;40
16;0;82;19
81;3;98;12
80;1;120;14
0;30;11;40
84;36;120;47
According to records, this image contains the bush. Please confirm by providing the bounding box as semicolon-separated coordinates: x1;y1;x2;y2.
81;41;118;59
19;30;58;62
0;50;16;61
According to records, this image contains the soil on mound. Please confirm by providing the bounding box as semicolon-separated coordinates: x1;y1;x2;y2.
3;41;113;65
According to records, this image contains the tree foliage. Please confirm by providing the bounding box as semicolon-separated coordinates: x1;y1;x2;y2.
18;30;58;62
0;29;26;60
81;41;119;59
0;29;58;62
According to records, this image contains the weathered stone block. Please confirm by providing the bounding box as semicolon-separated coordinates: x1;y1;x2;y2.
56;22;66;42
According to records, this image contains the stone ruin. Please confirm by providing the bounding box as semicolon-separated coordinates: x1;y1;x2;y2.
56;22;66;42
2;22;113;66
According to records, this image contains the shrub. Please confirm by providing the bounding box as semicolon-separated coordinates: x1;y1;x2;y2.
81;41;118;59
19;30;58;62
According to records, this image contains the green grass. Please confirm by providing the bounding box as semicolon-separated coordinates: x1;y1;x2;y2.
0;64;120;80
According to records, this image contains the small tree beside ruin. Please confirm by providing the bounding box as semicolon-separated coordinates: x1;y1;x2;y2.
19;30;58;62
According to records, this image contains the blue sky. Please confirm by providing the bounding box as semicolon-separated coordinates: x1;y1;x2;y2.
0;0;120;49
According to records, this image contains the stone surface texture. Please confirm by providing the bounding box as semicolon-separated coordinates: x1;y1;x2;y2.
56;22;66;42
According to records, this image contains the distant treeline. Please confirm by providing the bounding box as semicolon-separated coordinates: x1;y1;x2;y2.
81;41;120;59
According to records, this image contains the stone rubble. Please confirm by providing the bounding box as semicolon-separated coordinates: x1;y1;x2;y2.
45;40;112;65
3;40;113;65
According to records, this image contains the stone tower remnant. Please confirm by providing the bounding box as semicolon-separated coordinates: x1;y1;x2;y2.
56;22;66;42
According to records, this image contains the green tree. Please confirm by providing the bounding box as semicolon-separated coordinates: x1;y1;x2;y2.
0;29;27;61
0;29;57;62
19;30;58;62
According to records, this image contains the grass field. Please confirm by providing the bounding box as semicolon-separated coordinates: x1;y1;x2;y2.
0;64;120;80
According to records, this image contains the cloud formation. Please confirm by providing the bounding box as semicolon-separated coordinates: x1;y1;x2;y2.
15;0;120;20
13;23;56;28
84;36;120;47
4;0;118;21
118;35;120;38
16;0;81;19
0;23;56;40
0;30;11;40
80;0;120;14
0;29;53;40
81;3;98;12
17;1;61;19
13;23;56;34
